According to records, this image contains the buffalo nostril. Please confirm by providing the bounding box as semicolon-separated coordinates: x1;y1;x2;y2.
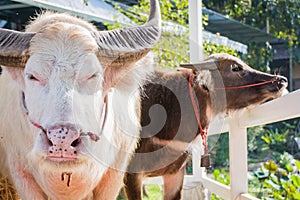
276;76;287;83
71;138;81;147
48;139;53;146
46;124;82;159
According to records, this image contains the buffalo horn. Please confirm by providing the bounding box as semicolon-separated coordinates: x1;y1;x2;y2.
0;29;35;68
94;0;161;67
180;60;219;71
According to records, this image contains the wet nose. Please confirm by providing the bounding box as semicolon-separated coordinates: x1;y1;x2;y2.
276;75;287;84
275;75;288;88
46;124;81;160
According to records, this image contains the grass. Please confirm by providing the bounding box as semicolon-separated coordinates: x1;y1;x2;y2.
117;184;163;200
144;184;163;200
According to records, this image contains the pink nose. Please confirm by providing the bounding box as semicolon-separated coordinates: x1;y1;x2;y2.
46;124;81;160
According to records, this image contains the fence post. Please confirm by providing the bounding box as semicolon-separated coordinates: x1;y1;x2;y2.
192;137;204;180
188;0;203;62
229;117;248;200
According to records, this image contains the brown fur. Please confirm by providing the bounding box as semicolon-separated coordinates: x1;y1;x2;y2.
124;53;288;200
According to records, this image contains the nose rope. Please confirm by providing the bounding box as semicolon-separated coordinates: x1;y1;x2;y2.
188;73;210;167
188;74;278;168
215;79;276;90
21;92;47;133
79;95;108;142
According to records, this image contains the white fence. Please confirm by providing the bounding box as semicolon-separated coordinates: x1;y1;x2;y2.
144;89;300;200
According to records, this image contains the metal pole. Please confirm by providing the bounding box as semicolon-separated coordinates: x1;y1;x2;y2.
289;47;293;91
189;0;203;63
188;0;205;185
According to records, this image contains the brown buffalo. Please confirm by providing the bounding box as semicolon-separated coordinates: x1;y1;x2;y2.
124;53;288;200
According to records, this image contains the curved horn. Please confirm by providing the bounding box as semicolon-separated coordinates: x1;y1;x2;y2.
180;60;219;71
94;0;161;67
0;28;35;68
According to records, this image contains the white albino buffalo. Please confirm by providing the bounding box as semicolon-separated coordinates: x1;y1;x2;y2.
0;0;161;199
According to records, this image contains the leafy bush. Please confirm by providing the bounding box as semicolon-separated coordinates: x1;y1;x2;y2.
210;120;300;199
211;169;230;200
253;154;300;199
261;128;288;153
208;133;229;169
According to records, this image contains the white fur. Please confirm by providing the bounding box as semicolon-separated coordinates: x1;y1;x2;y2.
0;12;153;199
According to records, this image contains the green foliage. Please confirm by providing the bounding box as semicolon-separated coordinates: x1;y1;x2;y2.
203;0;300;71
260;120;297;156
203;42;238;56
82;0;88;6
213;169;230;185
211;169;230;200
208;133;229;169
117;185;162;200
249;122;300;199
104;0;238;69
211;153;300;200
247;126;266;161
210;120;300;199
241;43;272;72
143;184;163;200
154;31;189;69
253;154;300;199
203;0;300;48
261;128;288;153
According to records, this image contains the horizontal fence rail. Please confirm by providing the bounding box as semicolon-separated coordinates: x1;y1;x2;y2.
144;90;300;200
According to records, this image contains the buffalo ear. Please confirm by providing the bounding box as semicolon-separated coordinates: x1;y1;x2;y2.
180;60;219;91
195;69;214;91
102;63;129;91
102;53;154;91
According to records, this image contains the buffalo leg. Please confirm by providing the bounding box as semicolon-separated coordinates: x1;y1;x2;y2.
163;167;185;200
124;173;143;200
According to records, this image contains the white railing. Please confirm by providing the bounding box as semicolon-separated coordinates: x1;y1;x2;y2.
144;89;300;200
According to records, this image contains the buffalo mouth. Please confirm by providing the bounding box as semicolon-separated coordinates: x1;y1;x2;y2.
46;156;78;162
274;76;288;90
265;75;288;95
263;97;275;103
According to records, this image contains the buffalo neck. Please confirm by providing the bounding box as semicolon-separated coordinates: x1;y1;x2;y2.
141;70;212;142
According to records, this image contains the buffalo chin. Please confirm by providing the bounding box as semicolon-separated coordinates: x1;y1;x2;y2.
31;157;104;199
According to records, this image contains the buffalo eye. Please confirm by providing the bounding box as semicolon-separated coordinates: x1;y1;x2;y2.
87;73;100;80
231;64;243;72
26;73;39;81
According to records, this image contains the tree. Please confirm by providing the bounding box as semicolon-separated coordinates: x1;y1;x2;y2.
204;0;300;46
203;0;300;69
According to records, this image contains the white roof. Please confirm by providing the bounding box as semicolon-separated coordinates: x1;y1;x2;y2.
162;21;248;54
9;0;247;53
12;0;133;25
